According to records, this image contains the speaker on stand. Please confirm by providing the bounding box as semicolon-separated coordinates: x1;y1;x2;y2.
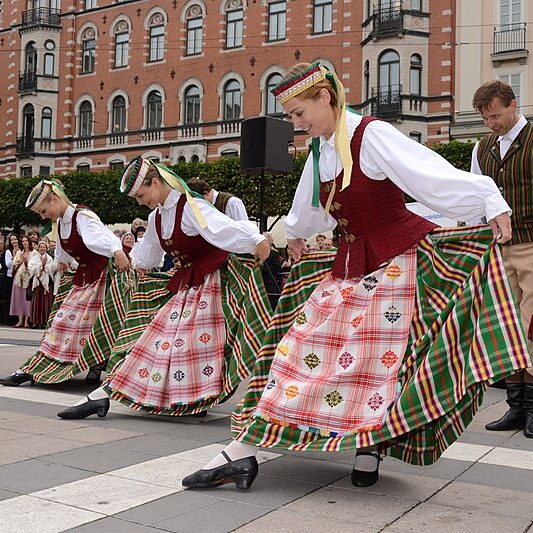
240;116;294;233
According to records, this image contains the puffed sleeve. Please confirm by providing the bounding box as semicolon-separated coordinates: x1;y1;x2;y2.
130;210;165;269
76;213;122;258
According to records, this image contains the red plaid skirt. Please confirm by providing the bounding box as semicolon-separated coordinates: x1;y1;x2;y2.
38;272;106;363
107;271;226;409
254;246;417;435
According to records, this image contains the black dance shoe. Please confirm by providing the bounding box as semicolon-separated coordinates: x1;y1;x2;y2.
0;372;34;387
57;397;110;419
351;451;382;487
85;365;104;385
182;451;258;490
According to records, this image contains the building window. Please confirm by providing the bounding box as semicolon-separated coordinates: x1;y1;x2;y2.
20;165;33;177
147;91;162;129
109;160;124;170
114;22;130;68
500;73;521;107
43;53;54;76
81;29;96;74
79;101;93;137
500;0;522;29
84;0;96;9
266;73;283;115
223;80;241;120
77;163;90;173
148;156;160;163
313;0;333;34
178;156;186;163
268;1;286;41
409;131;422;143
39;166;51;177
225;1;243;49
221;149;238;158
41;107;52;138
148;14;165;62
411;0;422;11
364;60;370;101
184;85;201;124
191;155;200;163
25;42;37;74
409;54;422;95
111;95;126;133
186;5;203;55
22;104;35;140
378;49;400;90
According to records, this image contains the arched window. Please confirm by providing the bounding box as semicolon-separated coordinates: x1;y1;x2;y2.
79;101;93;137
266;73;283;115
146;91;162;129
148;13;165;62
43;40;55;76
378;49;400;91
41;107;52;139
409;54;422;96
364;60;370;101
114;20;130;68
24;42;37;74
111;96;126;133
191;155;200;163
184;85;201;124
178;156;186;163
225;0;243;49
186;5;203;55
81;28;96;74
223;80;241;120
22;104;35;140
221;149;238;158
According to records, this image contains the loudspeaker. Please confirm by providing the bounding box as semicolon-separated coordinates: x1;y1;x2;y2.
240;116;294;173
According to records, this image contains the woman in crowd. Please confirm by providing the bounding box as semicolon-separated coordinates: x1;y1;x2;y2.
10;235;37;328
28;240;56;329
182;62;531;491
57;157;271;420
0;178;131;387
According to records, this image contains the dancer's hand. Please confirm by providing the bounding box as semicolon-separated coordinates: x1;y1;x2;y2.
287;238;307;262
489;213;512;243
254;239;270;264
113;250;130;272
57;262;69;274
136;267;148;276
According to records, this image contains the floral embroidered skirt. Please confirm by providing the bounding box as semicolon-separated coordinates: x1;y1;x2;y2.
104;255;271;416
231;227;532;465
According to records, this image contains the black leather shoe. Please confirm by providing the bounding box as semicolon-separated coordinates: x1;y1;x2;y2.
85;365;104;385
351;451;381;487
0;372;34;387
485;409;524;431
182;451;258;490
523;383;533;438
57;397;110;419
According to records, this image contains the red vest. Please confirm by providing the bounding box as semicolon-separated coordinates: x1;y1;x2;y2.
155;195;229;292
319;116;436;279
58;210;109;286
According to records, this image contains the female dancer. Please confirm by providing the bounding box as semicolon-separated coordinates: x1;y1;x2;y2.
57;158;271;419
183;62;531;490
0;179;131;386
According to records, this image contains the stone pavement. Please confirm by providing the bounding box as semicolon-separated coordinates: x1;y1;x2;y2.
0;326;532;533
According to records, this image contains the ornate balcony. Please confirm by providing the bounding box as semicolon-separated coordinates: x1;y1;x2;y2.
21;7;61;30
371;85;403;119
18;70;37;94
16;136;35;157
372;2;404;39
492;23;528;64
141;129;162;142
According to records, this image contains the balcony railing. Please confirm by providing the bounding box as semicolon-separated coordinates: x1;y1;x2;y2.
141;129;162;142
373;2;404;37
179;124;201;138
371;85;402;119
109;132;126;145
493;22;527;55
220;120;240;134
18;70;37;94
21;7;61;29
16;137;35;157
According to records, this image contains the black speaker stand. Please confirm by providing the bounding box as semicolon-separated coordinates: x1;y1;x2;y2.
258;169;268;234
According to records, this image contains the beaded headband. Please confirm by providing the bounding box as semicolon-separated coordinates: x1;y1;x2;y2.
271;62;325;104
26;181;51;211
120;157;151;196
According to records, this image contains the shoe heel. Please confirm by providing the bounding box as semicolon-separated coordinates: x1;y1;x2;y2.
30;378;35;387
96;406;109;418
234;473;256;490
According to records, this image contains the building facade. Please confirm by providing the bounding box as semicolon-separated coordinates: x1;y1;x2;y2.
452;0;531;140
0;0;454;178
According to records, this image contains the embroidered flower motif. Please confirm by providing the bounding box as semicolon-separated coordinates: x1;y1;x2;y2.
174;338;185;348
321;290;333;298
384;305;401;323
338;352;354;369
304;353;321;370
64;337;70;345
174;370;185;382
277;344;290;357
202;365;214;377
198;300;208;310
79;338;87;347
362;275;379;291
160;341;171;351
285;385;299;399
367;392;384;411
325;390;344;407
340;287;353;299
381;350;399;368
138;368;149;379
199;332;211;344
169;311;179;321
154;340;161;349
152;372;163;383
295;312;307;325
57;312;64;318
69;314;76;321
351;315;363;329
182;310;192;319
82;313;90;321
385;263;402;280
266;378;276;390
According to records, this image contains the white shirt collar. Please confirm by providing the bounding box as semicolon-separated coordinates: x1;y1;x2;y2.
212;189;219;203
319;111;363;151
158;189;180;212
60;204;76;223
499;114;527;142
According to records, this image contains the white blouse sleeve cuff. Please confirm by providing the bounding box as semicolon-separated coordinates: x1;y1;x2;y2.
485;192;512;222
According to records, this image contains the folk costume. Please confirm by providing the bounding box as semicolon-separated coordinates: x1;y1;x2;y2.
28;244;56;328
183;62;531;491
471;114;533;437
0;179;132;387
76;158;271;418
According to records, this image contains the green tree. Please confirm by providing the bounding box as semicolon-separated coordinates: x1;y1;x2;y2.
431;140;476;171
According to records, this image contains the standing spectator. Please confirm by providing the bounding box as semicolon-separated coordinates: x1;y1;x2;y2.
5;233;20;325
10;235;37;327
27;229;40;246
133;225;146;241
28;241;55;328
471;80;533;438
187;178;249;221
0;235;8;324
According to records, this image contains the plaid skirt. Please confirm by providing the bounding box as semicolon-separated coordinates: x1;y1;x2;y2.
104;255;271;416
232;227;532;465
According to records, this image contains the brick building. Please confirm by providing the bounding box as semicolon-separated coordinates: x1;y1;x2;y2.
0;0;455;178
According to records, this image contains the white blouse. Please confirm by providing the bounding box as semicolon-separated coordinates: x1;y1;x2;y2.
132;190;266;269
54;205;122;263
212;190;249;221
285;112;512;240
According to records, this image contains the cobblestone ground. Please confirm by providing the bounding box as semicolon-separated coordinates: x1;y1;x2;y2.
0;326;532;533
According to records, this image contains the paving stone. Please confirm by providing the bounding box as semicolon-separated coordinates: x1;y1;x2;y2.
457;462;533;492
67;517;167;532
0;459;94;493
53;426;142;445
0;409;39;422
380;456;472;480
2;416;89;435
0;488;19;501
467;400;519;434
457;429;513;447
0;397;65;418
107;433;210;457
385;502;531;533
428;480;533;519
500;433;533;452
0;428;27;442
